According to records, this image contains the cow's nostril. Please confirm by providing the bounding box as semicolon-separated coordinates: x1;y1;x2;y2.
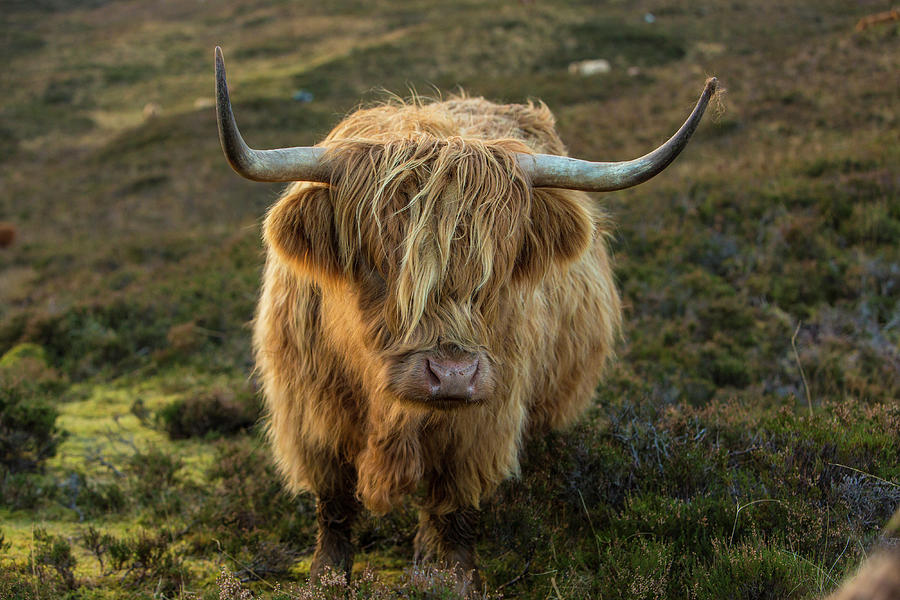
425;359;442;388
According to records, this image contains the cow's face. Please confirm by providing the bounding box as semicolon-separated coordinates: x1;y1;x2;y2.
265;138;593;408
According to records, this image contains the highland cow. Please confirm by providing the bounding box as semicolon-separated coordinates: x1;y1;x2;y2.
214;47;716;588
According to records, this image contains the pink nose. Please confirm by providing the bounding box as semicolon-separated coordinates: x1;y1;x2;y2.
426;356;479;400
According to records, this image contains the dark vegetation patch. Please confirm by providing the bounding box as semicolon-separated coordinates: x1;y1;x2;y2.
0;123;20;161
101;62;159;86
0;102;96;141
553;20;686;68
158;385;260;439
0;26;46;58
21;301;169;380
234;38;319;60
0;346;65;474
42;75;97;106
190;441;318;574
3;0;112;12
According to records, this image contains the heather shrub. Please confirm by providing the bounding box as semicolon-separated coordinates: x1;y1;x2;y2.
102;528;189;593
158;385;259;439
693;538;819;600
0;346;64;474
0;389;61;473
31;527;77;590
70;472;128;517
0;566;60;600
217;565;501;600
191;439;316;562
124;446;193;517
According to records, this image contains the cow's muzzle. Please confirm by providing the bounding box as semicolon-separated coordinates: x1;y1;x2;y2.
391;349;494;407
425;355;480;401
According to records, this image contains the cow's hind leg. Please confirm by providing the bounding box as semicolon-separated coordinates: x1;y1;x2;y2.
414;506;482;594
309;462;360;584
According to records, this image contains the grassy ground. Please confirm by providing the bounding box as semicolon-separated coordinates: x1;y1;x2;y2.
1;0;898;598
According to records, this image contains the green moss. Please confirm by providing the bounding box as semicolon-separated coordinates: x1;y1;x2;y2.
0;343;49;368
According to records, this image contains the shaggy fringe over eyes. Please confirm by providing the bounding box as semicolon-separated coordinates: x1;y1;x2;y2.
321;135;535;343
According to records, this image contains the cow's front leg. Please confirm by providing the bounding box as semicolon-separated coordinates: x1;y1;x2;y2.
309;464;360;584
413;505;482;593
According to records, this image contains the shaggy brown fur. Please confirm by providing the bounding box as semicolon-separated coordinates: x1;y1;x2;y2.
826;551;900;600
826;510;900;600
0;223;16;248
253;96;621;582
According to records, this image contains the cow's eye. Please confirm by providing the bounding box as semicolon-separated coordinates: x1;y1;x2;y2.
356;262;387;309
366;265;386;290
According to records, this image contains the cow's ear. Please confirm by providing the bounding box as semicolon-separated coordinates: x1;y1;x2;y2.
263;184;342;281
514;189;593;283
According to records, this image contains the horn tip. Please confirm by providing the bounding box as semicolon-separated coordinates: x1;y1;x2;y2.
705;77;718;93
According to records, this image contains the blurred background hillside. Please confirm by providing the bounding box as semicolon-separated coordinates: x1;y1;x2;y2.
0;1;898;598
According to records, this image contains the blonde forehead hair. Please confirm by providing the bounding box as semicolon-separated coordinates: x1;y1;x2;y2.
321;133;534;343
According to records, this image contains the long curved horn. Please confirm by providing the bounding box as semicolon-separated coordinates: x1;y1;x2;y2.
518;77;718;191
215;46;328;183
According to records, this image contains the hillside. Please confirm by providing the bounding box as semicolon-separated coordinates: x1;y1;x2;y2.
1;0;898;598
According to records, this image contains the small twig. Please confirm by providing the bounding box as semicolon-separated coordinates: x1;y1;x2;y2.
827;463;900;488
787;581;805;596
651;424;668;472
550;575;565;600
828;535;853;581
728;433;761;460
531;569;558;577
118;565;136;585
728;446;760;458
30;526;39;600
577;489;602;559
85;448;125;478
856;538;868;561
791;322;813;418
104;424;139;452
96;456;125;478
213;539;282;593
496;549;534;591
778;548;838;588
